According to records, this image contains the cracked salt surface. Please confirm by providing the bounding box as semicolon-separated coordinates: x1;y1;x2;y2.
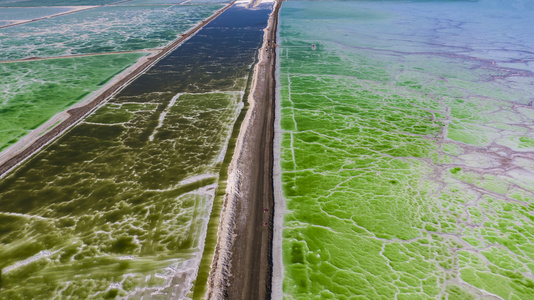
275;0;534;299
0;6;80;25
0;1;269;296
0;4;223;60
0;54;144;151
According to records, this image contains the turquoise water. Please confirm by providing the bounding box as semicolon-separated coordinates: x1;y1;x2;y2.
277;0;534;299
0;7;73;23
0;4;222;60
0;0;119;6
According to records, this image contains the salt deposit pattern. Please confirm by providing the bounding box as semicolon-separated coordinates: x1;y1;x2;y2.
276;0;534;299
0;7;75;26
0;2;225;161
0;54;144;151
0;4;223;60
0;3;270;299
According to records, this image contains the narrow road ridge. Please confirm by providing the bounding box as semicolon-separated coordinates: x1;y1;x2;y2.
207;0;282;298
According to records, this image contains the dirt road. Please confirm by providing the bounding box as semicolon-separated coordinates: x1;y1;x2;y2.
209;0;282;298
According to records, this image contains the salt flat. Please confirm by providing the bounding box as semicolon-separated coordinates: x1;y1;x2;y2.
275;1;534;298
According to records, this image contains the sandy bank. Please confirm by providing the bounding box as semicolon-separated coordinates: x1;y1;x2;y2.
207;0;281;298
271;10;284;298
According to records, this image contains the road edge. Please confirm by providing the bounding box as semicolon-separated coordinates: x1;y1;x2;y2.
206;0;282;298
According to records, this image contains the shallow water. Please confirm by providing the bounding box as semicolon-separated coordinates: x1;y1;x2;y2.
0;3;225;164
0;4;222;60
277;0;534;298
0;7;74;23
123;0;189;4
0;54;144;151
0;0;119;6
0;3;270;299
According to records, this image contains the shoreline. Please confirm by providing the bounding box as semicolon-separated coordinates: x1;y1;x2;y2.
0;0;237;178
271;5;284;296
190;57;257;299
207;0;281;298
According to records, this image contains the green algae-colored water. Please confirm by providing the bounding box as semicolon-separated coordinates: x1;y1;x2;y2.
0;4;223;60
0;2;225;161
0;91;240;299
276;1;534;299
0;54;144;151
0;3;270;298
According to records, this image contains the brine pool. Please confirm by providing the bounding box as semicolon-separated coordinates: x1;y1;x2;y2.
0;54;145;151
0;2;271;299
275;0;534;299
0;4;223;60
0;2;227;155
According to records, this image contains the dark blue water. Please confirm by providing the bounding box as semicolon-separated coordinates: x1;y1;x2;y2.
119;4;271;96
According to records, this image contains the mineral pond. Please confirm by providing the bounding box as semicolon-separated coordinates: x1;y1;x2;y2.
0;1;226;151
2;0;534;299
276;0;534;299
0;0;270;298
